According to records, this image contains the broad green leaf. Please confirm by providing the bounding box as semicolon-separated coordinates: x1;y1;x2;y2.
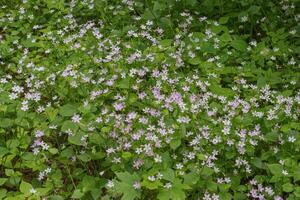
267;164;283;176
219;16;229;24
71;189;84;199
49;148;58;155
207;181;218;192
78;153;91;162
209;84;234;97
219;192;232;200
48;195;64;200
115;172;141;200
170;139;181;150
220;33;232;42
117;78;131;89
161;168;175;182
231;39;248;52
197;153;205;160
282;183;294;193
0;118;13;128
265;132;278;142
293;169;300;182
0;189;6;199
61;120;78;132
0;178;7;186
68;132;85;146
183;172;199;185
294;187;300;197
188;57;201;65
20;181;32;195
59;104;77;117
91;188;102;200
36;187;51;195
159;39;173;48
45;107;59;121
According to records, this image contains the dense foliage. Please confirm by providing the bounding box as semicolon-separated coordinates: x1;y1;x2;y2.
0;0;299;199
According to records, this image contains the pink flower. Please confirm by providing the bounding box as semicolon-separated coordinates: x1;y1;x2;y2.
113;102;124;111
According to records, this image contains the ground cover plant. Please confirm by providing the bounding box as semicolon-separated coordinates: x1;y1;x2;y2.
0;0;299;199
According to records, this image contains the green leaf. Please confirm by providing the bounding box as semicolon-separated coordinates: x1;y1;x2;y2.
121;152;132;159
159;39;173;48
59;104;77;117
116;172;138;183
157;190;169;200
231;39;248;52
209;84;234;97
116;182;140;200
89;134;104;145
257;76;266;87
267;164;283;176
294;187;300;197
188;57;201;65
158;179;190;200
207;181;218;192
248;5;260;15
251;158;263;169
61;120;78;132
68;132;85;146
71;189;84;199
161;168;175;182
78;153;91;162
0;118;13;128
293;169;300;182
117;78;131;89
158;188;186;200
0;189;7;199
5;169;14;177
128;93;138;104
186;0;197;6
49;148;58;155
36;187;51;195
91;188;102;200
281;124;290;133
265;132;278;142
45;107;59;121
220;33;232;42
115;172;141;200
0;178;7;186
201;167;214;177
170;139;181;150
46;0;64;10
219;16;229;24
183;172;199;185
20;181;32;195
48;195;64;200
282;183;294;193
197;153;205;160
0;147;9;159
142;179;162;190
219;192;232;200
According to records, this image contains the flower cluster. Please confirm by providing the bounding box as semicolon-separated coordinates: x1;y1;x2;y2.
0;0;299;199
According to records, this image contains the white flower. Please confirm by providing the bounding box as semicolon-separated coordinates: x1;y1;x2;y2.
241;16;248;22
288;136;296;143
148;176;156;182
282;170;288;176
176;163;183;169
133;181;141;190
154;155;162;163
164;183;172;189
29;188;37;194
72;114;82;123
106;180;114;188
